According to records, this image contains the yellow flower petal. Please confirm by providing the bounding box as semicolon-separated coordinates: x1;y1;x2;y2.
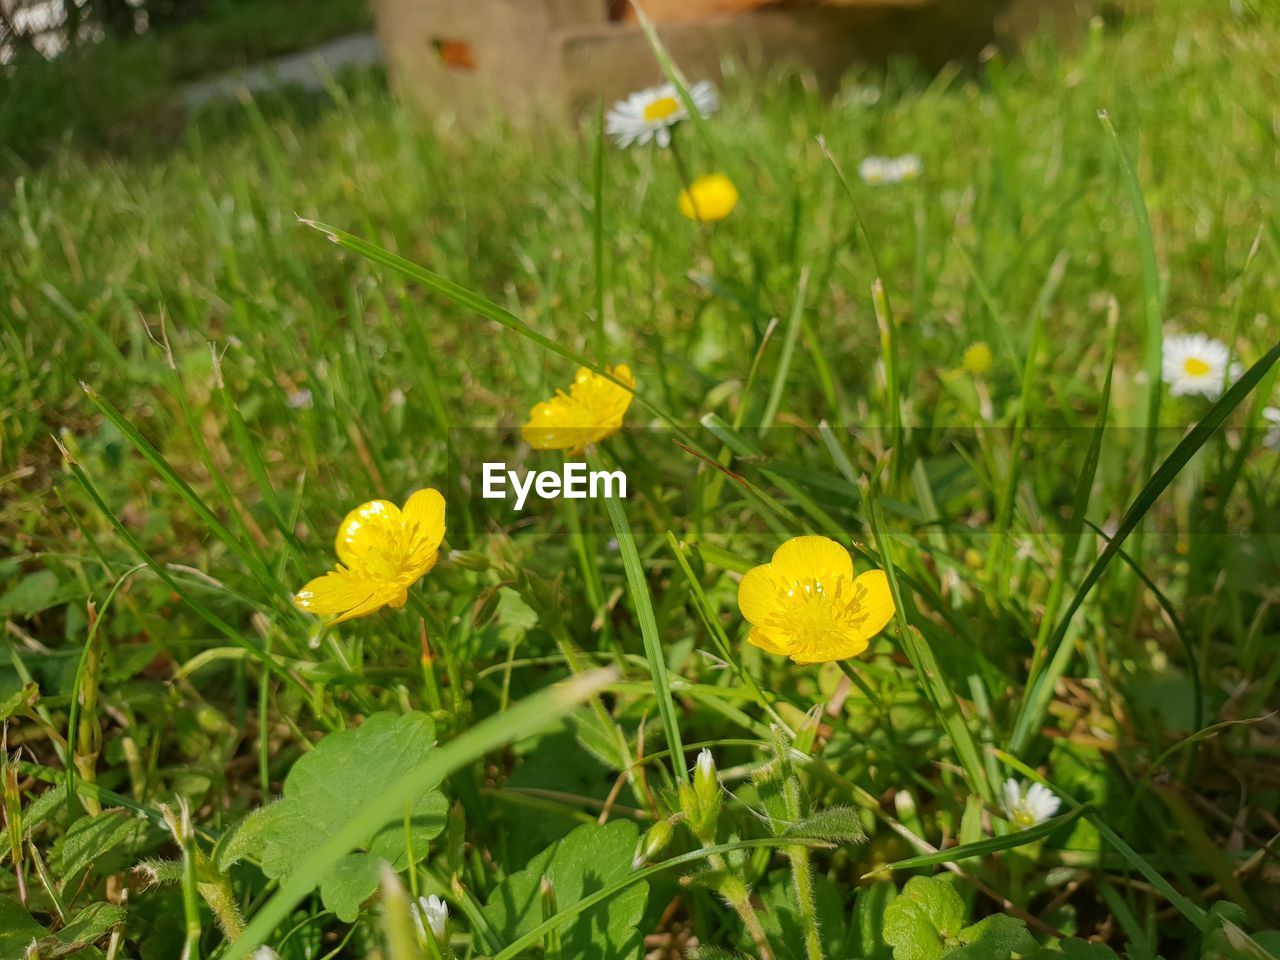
849;569;895;642
735;535;894;665
737;563;781;627
294;569;399;623
334;499;404;575
521;364;635;455
402;487;446;572
769;535;854;587
679;173;739;222
790;633;870;665
297;489;448;623
746;626;790;657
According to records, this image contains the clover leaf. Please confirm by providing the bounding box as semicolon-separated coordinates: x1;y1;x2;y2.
885;876;1037;960
259;711;447;922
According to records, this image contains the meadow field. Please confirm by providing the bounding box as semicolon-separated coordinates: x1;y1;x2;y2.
2;0;1279;957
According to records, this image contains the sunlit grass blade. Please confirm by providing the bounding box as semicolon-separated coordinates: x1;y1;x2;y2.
1010;340;1280;753
760;267;808;429
225;670;616;960
665;533;789;731
865;495;991;802
983;250;1064;592
1028;296;1118;688
593;451;688;781
1099;110;1164;486
862;804;1087;877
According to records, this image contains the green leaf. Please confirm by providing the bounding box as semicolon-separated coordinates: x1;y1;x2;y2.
57;809;149;880
0;682;39;721
884;876;968;960
319;852;383;925
42;901;127;956
0;570;78;617
782;806;867;844
228;671;616;960
483;820;648;960
259;712;447;922
885;876;1038;960
211;802;278;873
851;883;899;960
0;895;48;955
951;914;1038;960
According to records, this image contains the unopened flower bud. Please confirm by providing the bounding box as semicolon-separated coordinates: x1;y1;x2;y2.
633;816;676;870
691;749;722;841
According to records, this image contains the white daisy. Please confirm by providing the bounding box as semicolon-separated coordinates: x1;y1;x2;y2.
1002;777;1060;828
411;894;449;943
605;81;718;148
1263;407;1280;450
1162;333;1240;399
859;154;922;185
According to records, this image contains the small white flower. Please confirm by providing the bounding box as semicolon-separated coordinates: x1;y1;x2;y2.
695;748;715;781
251;949;280;960
411;894;449;943
1262;407;1280;450
1002;778;1060;828
859;154;922;185
1162;333;1239;399
605;81;718;148
286;388;313;409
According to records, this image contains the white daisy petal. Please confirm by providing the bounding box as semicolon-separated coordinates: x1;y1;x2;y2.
1262;406;1280;450
859;154;922;185
1162;332;1235;399
605;81;719;149
1001;777;1060;829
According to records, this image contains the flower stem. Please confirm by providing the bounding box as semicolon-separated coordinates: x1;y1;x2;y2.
707;851;775;960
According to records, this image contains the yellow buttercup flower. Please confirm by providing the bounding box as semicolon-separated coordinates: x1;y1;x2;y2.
678;173;739;222
294;489;445;623
522;365;636;456
963;342;993;376
737;535;895;664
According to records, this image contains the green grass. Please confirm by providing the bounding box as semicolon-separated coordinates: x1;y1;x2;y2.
3;1;1280;957
0;0;371;169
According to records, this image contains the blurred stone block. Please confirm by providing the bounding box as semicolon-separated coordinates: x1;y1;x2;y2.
371;0;1087;124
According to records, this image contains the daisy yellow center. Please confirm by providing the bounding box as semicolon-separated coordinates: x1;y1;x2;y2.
1013;808;1037;828
770;578;870;660
1183;356;1211;377
643;96;681;123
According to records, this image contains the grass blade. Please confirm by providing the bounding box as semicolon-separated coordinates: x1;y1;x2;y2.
862;804;1087;877
1010;339;1280;753
594;451;688;781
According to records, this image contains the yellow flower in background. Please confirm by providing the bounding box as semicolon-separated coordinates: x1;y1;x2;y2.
522;365;636;456
737;535;895;664
963;342;994;376
294;489;445;623
679;173;739;222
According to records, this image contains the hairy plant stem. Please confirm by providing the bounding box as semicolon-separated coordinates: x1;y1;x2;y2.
707;851;775;960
